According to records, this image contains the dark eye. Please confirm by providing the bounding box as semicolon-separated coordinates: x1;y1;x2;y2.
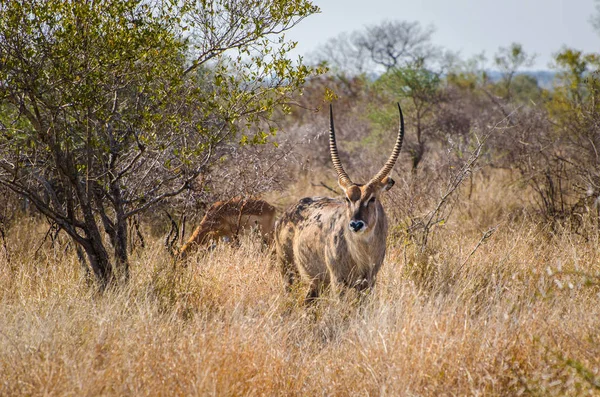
368;197;376;205
345;197;351;204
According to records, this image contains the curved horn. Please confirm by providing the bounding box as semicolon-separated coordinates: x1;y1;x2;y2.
329;104;353;188
368;103;405;185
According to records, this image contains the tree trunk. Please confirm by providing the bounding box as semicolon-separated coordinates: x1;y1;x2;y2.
111;181;129;281
114;216;129;281
412;119;424;171
81;237;113;290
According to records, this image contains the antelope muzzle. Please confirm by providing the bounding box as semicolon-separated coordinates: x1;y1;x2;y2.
349;219;366;233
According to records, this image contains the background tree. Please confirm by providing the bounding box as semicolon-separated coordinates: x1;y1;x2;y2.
308;32;371;76
310;20;438;76
503;48;600;224
508;74;543;104
547;49;600;211
0;0;319;288
590;0;600;35
552;49;600;104
372;65;443;170
493;43;536;100
355;20;437;71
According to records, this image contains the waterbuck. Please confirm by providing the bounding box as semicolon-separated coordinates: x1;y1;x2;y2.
275;104;405;301
178;197;276;259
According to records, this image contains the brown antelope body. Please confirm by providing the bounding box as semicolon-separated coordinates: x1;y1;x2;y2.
275;104;405;301
178;197;276;258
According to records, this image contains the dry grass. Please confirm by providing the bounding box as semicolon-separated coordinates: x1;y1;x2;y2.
1;171;600;396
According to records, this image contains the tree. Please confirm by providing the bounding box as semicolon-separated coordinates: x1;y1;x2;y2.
308;31;371;76
509;74;543;104
552;49;600;104
310;20;438;76
0;0;319;288
373;65;443;170
591;0;600;35
493;43;536;100
517;48;600;223
356;20;437;71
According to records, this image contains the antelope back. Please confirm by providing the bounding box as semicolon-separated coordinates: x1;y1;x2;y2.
178;198;276;258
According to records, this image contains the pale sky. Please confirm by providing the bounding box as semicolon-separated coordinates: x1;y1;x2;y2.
287;0;600;70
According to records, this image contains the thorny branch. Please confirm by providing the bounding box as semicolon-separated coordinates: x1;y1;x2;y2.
416;113;514;251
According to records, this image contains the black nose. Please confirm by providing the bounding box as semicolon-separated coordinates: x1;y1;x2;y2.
349;220;365;232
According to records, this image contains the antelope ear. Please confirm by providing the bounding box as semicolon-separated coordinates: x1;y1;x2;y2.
381;176;395;192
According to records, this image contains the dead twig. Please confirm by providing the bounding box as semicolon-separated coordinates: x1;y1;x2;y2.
455;225;499;275
34;219;60;257
312;181;340;195
417;113;512;251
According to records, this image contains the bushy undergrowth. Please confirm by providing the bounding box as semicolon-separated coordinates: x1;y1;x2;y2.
1;171;600;396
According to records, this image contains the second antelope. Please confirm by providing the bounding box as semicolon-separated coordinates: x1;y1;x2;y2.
178;197;276;259
275;104;405;301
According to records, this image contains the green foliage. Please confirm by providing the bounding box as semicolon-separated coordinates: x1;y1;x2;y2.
376;66;441;101
1;0;184;154
370;65;442;168
551;49;600;105
508;74;544;103
546;48;600;137
0;0;320;286
371;65;441;134
444;53;489;93
446;72;482;92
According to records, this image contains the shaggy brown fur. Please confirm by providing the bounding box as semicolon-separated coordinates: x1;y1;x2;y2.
275;104;404;301
275;191;391;300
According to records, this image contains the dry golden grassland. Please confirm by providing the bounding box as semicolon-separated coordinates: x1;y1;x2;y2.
1;172;600;396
